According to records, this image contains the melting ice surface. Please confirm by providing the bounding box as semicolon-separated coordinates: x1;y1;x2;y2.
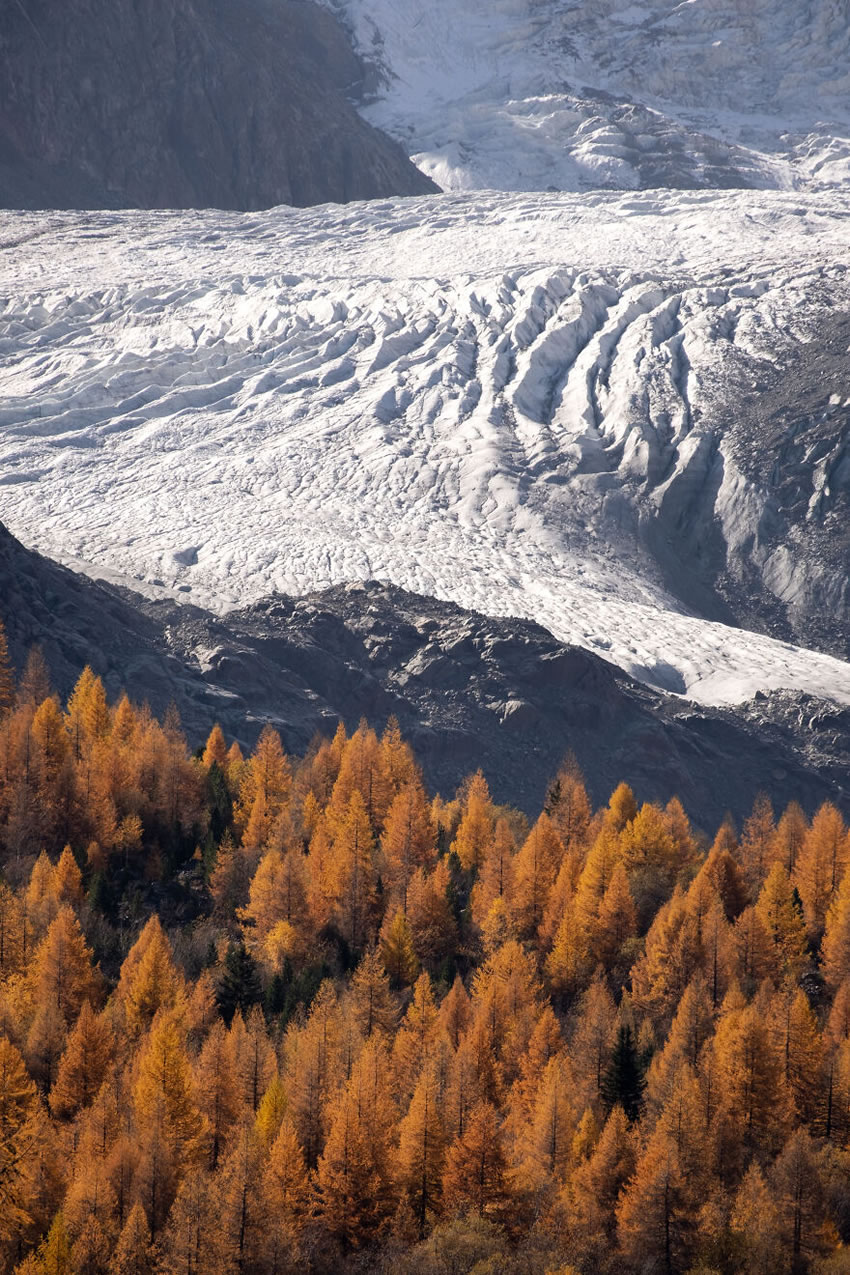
1;190;850;706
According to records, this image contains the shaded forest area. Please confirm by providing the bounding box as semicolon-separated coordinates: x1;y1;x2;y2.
2;622;850;1275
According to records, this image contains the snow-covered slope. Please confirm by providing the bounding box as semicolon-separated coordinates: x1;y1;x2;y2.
319;0;850;192
2;190;849;707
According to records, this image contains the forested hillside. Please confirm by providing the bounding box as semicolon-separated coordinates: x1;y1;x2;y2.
2;624;850;1275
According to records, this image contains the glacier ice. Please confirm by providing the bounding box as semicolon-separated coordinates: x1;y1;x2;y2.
318;0;850;193
2;190;850;708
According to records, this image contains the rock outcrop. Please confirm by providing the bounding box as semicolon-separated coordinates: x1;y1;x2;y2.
0;0;437;209
2;522;847;827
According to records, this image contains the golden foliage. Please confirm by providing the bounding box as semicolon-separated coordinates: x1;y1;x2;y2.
0;668;847;1273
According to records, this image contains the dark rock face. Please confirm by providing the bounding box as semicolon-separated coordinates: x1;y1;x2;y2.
0;523;198;720
2;522;848;828
720;309;850;660
641;302;850;663
0;0;436;209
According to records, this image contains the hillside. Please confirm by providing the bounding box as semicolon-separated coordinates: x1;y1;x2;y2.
2;668;850;1274
1;522;848;825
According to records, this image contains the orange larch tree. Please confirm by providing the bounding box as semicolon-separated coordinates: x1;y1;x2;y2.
380;780;436;913
822;865;850;991
396;1060;446;1239
331;789;377;955
510;813;564;941
450;771;494;872
49;1001;113;1120
794;803;848;940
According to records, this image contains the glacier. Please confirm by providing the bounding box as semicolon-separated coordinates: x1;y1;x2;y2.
319;0;850;193
1;189;850;708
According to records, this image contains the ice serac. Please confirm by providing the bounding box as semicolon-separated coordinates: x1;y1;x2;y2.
1;521;847;825
0;0;436;210
319;0;850;192
1;191;849;709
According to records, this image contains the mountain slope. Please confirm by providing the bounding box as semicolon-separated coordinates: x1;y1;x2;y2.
1;522;847;825
2;190;849;709
0;0;436;210
320;0;850;192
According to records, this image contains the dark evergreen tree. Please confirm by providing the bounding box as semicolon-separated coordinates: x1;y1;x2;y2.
206;761;233;845
264;958;294;1022
543;775;563;819
217;941;262;1024
0;619;14;715
446;848;473;926
601;1024;646;1122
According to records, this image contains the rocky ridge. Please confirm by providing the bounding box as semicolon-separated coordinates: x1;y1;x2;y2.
1;522;847;828
0;0;436;209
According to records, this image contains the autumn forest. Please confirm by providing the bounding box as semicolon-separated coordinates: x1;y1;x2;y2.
2;622;850;1275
